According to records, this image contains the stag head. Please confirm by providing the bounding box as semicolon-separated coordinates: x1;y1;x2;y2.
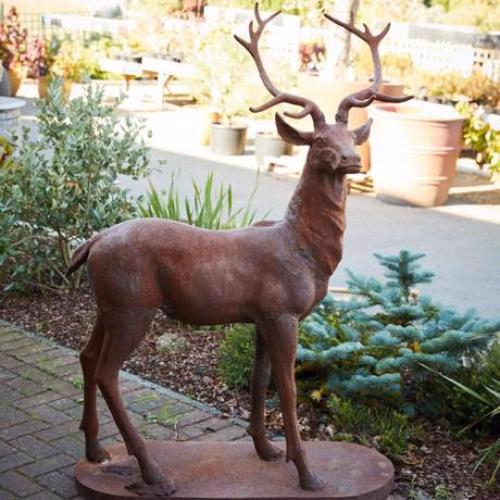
235;3;412;175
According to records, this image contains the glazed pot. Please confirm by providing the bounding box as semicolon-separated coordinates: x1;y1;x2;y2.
254;133;292;168
7;65;27;97
211;123;247;155
369;101;464;207
297;73;404;171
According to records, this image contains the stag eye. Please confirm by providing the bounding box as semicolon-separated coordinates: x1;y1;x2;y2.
315;137;327;147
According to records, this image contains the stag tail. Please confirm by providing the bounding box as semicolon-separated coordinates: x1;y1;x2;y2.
66;234;101;277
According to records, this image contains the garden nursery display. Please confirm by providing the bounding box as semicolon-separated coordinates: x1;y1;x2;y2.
0;1;499;499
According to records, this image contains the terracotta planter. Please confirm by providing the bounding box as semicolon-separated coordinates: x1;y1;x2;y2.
38;77;73;100
7;65;27;97
211;123;247;155
369;101;464;207
254;133;292;168
297;74;404;171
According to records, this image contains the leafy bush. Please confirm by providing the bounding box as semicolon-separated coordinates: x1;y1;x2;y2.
326;396;422;457
297;251;499;408
218;324;255;389
416;71;500;108
0;80;150;291
456;101;500;174
137;172;259;229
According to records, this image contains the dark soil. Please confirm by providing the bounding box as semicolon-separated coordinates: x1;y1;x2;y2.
0;287;497;499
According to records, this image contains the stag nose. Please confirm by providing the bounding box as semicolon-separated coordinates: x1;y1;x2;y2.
341;154;361;165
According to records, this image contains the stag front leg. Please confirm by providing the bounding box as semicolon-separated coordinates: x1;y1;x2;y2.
248;329;284;461
260;314;324;491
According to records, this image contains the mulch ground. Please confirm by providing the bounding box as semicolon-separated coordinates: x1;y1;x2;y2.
0;287;497;499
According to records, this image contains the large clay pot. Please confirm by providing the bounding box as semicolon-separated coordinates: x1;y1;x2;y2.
369;101;464;207
211;123;247;155
297;74;404;171
7;65;27;97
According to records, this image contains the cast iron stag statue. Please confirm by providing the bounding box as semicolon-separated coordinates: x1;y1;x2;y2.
67;3;411;497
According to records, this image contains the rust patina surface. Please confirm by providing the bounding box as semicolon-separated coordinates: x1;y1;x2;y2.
67;3;410;497
75;441;395;499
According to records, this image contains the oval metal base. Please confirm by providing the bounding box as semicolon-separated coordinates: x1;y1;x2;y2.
75;440;394;499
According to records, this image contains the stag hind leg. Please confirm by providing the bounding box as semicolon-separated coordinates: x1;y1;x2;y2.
259;314;324;491
79;313;111;463
248;330;283;461
96;308;176;497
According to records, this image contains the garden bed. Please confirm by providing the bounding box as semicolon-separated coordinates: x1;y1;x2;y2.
0;287;497;499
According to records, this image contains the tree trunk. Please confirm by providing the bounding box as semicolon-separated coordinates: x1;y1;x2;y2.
324;0;361;78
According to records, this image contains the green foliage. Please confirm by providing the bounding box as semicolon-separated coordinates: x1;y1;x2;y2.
137;172;259;229
326;396;422;457
422;363;500;484
456;101;500;174
416;71;500;108
0;79;150;291
218;324;255;389
297;251;499;407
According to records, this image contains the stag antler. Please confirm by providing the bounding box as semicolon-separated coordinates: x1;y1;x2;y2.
324;14;413;124
234;3;326;128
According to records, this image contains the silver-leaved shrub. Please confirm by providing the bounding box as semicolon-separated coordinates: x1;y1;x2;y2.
0;79;150;291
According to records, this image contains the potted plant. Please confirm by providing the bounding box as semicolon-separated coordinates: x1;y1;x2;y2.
26;36;59;98
190;26;252;155
50;40;85;99
369;100;464;207
0;7;28;96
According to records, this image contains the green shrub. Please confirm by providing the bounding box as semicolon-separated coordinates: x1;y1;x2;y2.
326;396;422;457
218;324;255;389
137;172;259;229
0;79;150;291
456;101;500;174
297;251;500;410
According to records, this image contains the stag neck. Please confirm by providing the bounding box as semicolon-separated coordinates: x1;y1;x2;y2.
284;155;348;278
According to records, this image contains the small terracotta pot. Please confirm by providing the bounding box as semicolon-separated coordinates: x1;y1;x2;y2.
38;77;73;100
38;76;49;98
369;101;464;207
8;65;27;97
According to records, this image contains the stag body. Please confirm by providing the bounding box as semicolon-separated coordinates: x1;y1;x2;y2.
70;4;411;496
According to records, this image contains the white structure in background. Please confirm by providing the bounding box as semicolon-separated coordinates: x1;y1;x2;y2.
205;6;301;72
384;22;500;81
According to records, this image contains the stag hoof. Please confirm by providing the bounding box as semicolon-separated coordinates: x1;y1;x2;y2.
86;444;111;463
256;443;284;462
126;476;177;498
300;474;325;491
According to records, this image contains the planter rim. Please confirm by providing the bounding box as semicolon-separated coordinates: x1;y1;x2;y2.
369;100;464;123
212;122;248;131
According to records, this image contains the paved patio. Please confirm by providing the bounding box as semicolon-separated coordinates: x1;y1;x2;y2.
0;321;248;499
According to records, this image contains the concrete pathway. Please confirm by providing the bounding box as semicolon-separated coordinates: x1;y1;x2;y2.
0;321;247;499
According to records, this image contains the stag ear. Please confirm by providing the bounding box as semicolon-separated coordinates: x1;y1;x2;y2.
275;113;313;146
352;118;373;145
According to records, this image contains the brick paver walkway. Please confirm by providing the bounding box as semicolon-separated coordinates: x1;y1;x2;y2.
0;321;248;499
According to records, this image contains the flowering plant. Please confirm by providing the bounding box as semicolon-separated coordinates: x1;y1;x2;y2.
0;7;28;69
